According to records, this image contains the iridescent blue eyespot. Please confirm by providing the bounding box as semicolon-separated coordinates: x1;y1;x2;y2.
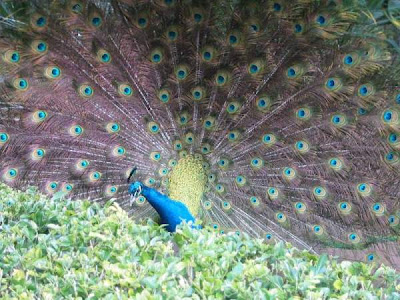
3;50;21;63
51;67;60;77
36;16;46;27
235;175;246;185
326;79;335;88
386;152;394;160
153;53;161;62
287;68;296;77
358;84;373;97
37;110;47;120
92;17;102;27
250;24;259;32
0;133;9;143
72;3;82;13
101;53;110;63
164;0;174;6
385;111;392;121
74;126;82;134
388;215;399;226
84;87;92;95
215;184;225;193
8;168;17;177
275;212;286;223
36;149;44;157
294;24;303;33
11;53;18;62
344;55;353;65
203;52;211;61
219;159;227;166
367;254;375;261
12;78;28;91
79;84;94;97
178;70;185;78
194;13;202;23
229;35;238;44
349;233;357;240
250;64;258;73
175;66;189;80
138;18;147;27
373;203;381;211
396;94;400;104
295;202;306;214
162;93;169;101
389;133;397;143
358;107;366;115
273;3;282;11
262;133;277;146
37;42;47;52
266;234;272;240
19;80;27;90
168;31;177;39
332;115;340;123
316;15;326;25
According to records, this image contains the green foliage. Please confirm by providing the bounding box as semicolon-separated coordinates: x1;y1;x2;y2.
0;183;399;299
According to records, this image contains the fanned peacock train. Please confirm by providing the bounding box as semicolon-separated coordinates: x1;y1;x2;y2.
1;0;400;268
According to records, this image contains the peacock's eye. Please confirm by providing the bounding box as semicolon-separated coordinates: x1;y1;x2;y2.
91;16;102;27
138;17;147;27
36;16;46;27
287;68;296;77
229;35;237;44
14;78;29;91
273;3;282;11
344;55;353;65
294;24;303;33
193;13;203;23
3;50;20;63
72;3;82;13
316;15;326;25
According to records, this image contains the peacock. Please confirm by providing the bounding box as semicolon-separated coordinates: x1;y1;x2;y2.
1;0;400;269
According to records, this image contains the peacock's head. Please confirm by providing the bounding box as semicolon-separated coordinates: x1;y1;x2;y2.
128;181;144;197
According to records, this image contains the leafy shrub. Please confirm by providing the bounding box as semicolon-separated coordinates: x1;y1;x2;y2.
0;183;399;299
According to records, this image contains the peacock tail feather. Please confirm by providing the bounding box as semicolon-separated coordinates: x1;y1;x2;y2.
1;0;400;268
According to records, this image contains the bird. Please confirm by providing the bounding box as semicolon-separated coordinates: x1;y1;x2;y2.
0;0;400;268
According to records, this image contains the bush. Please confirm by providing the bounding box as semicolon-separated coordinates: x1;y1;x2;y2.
0;183;399;299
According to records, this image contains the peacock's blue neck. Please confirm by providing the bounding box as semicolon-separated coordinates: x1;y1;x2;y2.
130;182;197;232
